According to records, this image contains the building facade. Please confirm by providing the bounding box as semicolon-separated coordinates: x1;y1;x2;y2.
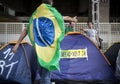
0;0;118;23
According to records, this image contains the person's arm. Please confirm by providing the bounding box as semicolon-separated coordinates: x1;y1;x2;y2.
82;28;87;32
12;29;28;53
63;16;77;22
82;28;87;33
95;31;100;46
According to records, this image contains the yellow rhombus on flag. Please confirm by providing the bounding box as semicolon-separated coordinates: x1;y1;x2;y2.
27;3;65;71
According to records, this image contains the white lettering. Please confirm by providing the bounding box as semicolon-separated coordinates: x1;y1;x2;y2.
0;60;5;74
8;52;14;61
5;61;18;79
3;48;11;59
3;48;15;61
0;48;19;79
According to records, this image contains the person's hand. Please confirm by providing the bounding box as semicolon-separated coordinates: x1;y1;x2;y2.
73;16;78;22
12;44;19;53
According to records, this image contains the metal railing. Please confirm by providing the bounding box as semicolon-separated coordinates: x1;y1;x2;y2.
0;22;120;52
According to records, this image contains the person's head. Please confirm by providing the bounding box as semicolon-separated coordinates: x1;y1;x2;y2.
69;22;75;28
87;21;94;29
42;0;53;6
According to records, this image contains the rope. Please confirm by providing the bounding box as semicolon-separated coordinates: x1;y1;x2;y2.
21;43;30;68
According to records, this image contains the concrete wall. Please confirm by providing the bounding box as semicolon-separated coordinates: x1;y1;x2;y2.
99;0;109;22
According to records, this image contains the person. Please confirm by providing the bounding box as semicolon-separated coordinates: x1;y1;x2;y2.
12;0;77;84
82;21;100;47
65;22;75;34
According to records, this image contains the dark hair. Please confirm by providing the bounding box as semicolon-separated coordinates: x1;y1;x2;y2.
42;0;53;4
87;21;93;25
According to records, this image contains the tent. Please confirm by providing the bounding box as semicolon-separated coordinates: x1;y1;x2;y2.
52;32;116;84
104;42;120;72
0;41;38;84
115;49;120;81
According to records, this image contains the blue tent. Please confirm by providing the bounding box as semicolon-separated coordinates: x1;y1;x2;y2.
0;41;38;84
52;32;116;83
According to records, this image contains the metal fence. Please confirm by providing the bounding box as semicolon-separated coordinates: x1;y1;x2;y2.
0;22;120;52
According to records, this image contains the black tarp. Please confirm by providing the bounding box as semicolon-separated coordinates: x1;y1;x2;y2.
104;42;120;72
115;50;120;81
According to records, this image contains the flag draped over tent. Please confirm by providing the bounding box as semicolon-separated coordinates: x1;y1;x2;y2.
27;3;65;71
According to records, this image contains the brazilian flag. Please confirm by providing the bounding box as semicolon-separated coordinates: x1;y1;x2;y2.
27;3;65;71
